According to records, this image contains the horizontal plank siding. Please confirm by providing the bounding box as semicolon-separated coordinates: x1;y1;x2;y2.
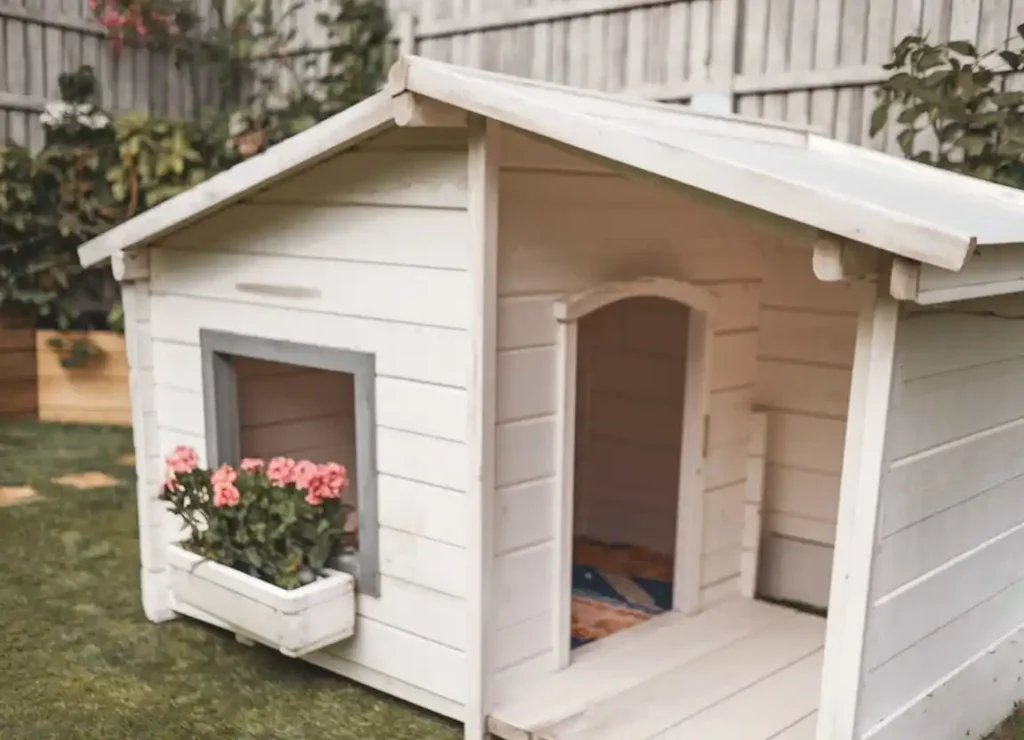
754;246;867;609
146;134;471;714
490;129;769;700
858;295;1024;740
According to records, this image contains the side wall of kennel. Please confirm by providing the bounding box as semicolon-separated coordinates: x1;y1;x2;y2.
132;127;474;720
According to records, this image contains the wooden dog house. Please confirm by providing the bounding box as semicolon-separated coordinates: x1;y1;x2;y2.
77;56;1024;740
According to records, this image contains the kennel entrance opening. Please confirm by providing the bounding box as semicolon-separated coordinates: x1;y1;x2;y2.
552;278;715;666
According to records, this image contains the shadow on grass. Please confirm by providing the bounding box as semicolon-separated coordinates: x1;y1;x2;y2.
0;421;460;740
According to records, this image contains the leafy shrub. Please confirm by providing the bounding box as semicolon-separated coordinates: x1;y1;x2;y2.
871;27;1024;188
159;447;353;589
0;0;391;332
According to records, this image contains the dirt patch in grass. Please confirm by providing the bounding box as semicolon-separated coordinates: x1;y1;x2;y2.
0;421;460;740
0;485;39;507
52;471;122;489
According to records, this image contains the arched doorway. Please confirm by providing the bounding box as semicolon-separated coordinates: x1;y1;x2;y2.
552;278;715;666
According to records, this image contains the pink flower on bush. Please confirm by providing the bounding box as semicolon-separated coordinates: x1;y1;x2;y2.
292;460;319;490
211;464;237;488
163;478;183;493
166;445;198;474
267;457;296;486
213;483;240;508
240;458;264;474
304;463;348;505
318;463;348;499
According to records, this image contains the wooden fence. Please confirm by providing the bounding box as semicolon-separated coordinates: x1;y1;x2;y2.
404;0;1024;152
4;0;1024;153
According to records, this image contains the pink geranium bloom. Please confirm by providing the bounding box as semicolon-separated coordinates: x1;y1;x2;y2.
267;457;296;486
213;483;240;508
317;462;348;499
211;464;237;488
166;445;199;474
304;489;323;506
163;478;183;493
292;460;319;490
240;458;264;473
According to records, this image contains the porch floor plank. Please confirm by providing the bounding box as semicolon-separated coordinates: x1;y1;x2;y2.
487;597;826;740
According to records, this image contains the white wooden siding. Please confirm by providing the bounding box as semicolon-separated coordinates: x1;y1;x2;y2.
491;127;766;701
858;294;1024;740
755;246;870;609
573;297;689;555
147;127;471;719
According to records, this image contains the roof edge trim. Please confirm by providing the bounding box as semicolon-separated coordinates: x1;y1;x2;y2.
401;57;974;271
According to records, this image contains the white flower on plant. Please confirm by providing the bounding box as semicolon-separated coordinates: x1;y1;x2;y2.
228;111;248;137
265;91;289;112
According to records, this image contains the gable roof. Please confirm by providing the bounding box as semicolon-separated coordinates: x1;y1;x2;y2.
80;55;1024;271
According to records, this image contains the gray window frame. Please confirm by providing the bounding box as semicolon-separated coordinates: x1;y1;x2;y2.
199;329;379;596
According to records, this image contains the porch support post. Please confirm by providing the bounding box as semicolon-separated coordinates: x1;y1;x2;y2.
465;114;499;740
118;248;176;623
816;283;899;739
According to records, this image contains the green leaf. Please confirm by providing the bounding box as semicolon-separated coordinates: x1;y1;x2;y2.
897;128;916;156
869;104;890;136
1000;50;1023;71
947;40;977;57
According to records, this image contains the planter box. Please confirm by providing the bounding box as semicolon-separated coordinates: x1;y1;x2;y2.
0;310;38;420
36;330;131;426
167;544;356;657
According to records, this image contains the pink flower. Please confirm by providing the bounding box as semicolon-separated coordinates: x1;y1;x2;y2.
240;458;264;474
292;460;319;490
267;457;296;486
162;478;183;494
317;463;348;499
166;445;198;474
211;464;237;488
213;483;240;508
304;489;323;506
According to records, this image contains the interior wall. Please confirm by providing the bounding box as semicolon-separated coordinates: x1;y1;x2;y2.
235;358;359;522
146;125;471;719
573;297;688;556
491;127;767;702
857;294;1024;740
755;247;870;610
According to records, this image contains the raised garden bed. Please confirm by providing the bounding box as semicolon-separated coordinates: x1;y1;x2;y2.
0;321;130;426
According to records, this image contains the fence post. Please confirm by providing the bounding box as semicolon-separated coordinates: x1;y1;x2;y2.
704;0;742;113
396;12;416;58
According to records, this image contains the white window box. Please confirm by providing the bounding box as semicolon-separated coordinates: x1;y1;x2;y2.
167;544;355;657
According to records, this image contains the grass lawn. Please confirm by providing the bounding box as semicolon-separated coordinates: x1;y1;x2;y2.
0;421;460;740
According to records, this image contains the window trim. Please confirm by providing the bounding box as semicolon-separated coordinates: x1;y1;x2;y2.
199;329;379;597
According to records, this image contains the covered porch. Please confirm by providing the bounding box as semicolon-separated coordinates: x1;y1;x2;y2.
488;597;824;740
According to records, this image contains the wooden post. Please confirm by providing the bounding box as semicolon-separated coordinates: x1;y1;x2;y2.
816;283;899;740
465;115;500;740
0;308;38;420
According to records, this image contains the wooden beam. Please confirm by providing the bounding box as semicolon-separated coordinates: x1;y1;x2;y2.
391;92;467;127
816;284;900;739
889;258;921;302
891;243;1024;305
0;3;105;36
111;249;150;282
813;235;879;282
465;114;499;740
415;0;679;38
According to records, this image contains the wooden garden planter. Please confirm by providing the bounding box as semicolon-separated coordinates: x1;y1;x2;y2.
167;544;357;658
36;330;131;426
0;310;39;420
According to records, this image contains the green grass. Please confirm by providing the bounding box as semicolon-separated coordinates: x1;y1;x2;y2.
0;421;459;740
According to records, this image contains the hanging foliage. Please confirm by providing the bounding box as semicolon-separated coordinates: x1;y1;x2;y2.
871;28;1024;188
